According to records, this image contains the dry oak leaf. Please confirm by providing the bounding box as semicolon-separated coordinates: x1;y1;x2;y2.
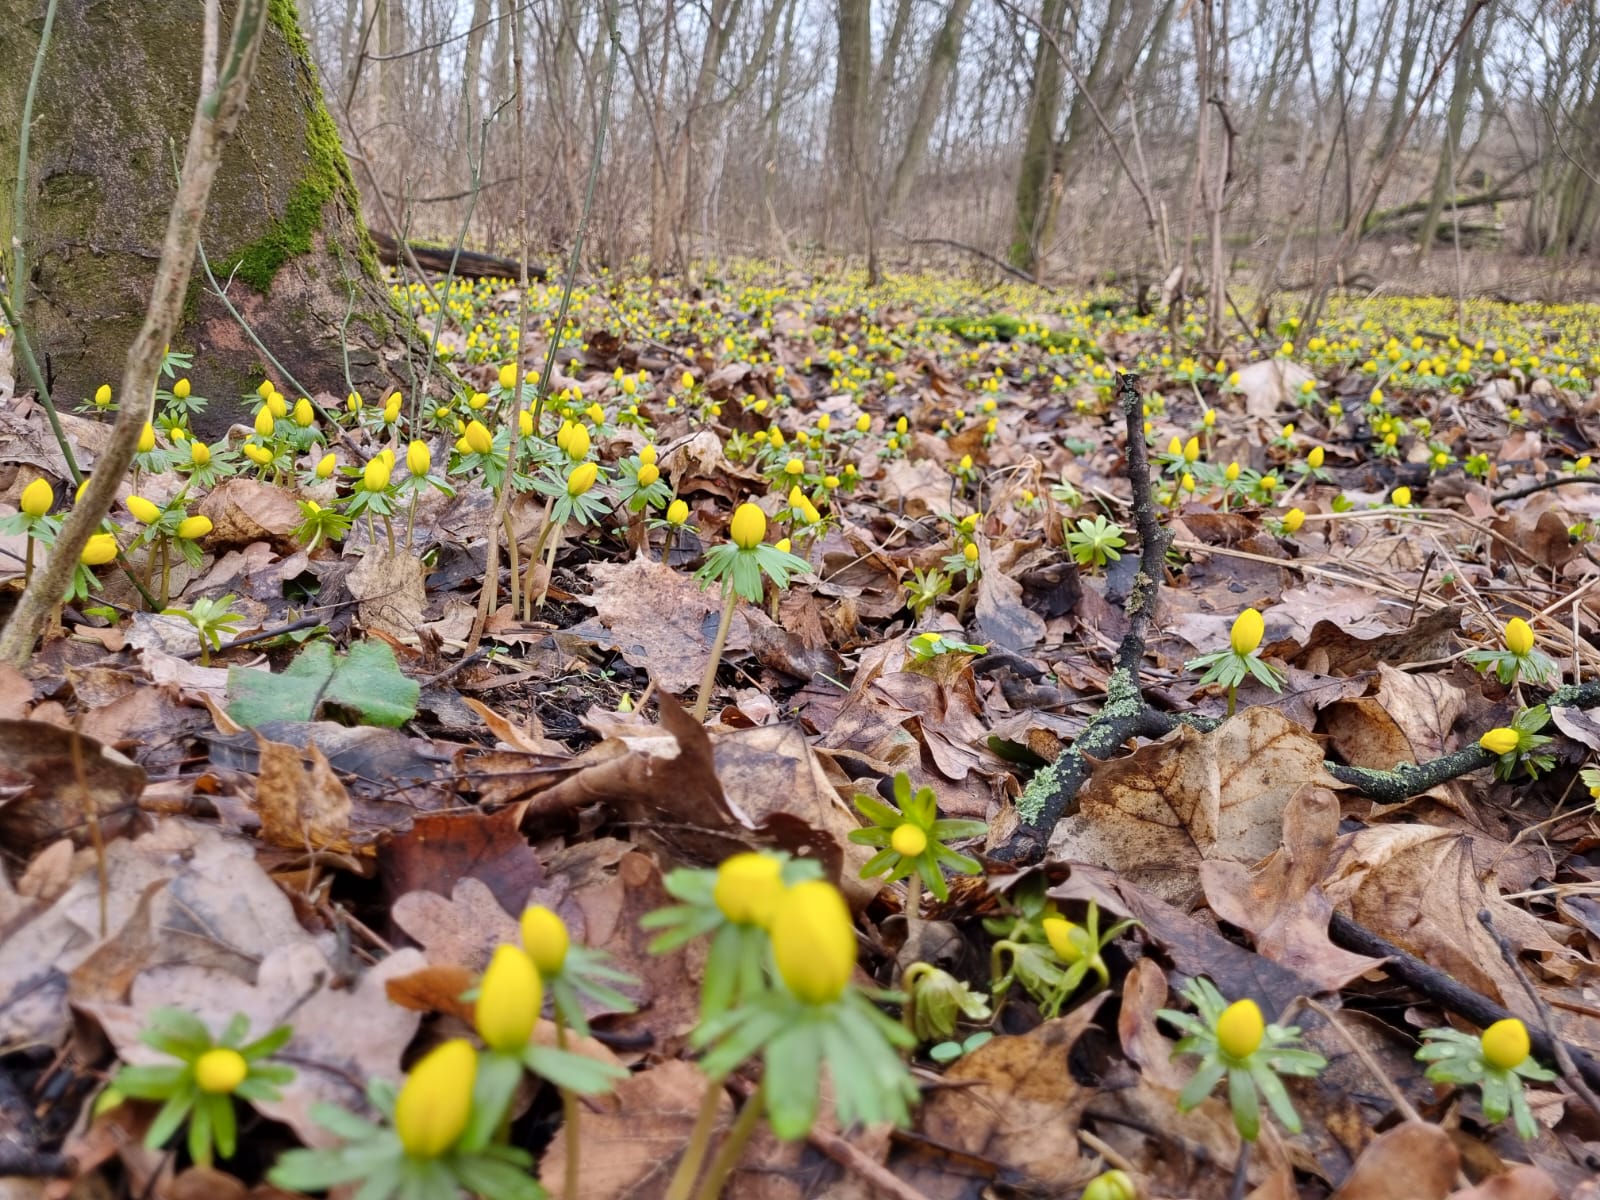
1201;787;1387;992
1323;824;1567;1019
253;736;358;855
908;997;1108;1197
1047;706;1336;906
1327;1121;1458;1200
580;554;749;693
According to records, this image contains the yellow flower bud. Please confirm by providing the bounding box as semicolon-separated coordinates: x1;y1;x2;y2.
963;542;979;563
1225;461;1240;481
713;852;787;927
637;463;660;487
267;392;287;419
243;443;273;466
475;944;542;1052
363;456;392;492
730;502;767;549
177;515;213;540
1230;608;1265;656
1183;436;1200;462
1504;617;1534;657
895;416;908;435
771;880;856;1004
586;403;605;426
126;495;161;525
499;362;519;390
189;441;211;466
1082;1170;1137;1200
194;1047;248;1095
1480;727;1519;755
80;533;118;565
464;420;493;455
138;422;156;453
1391;486;1411;507
260;380;276;399
347;391;362;412
293;398;315;427
1216;997;1265;1059
1283;508;1305;534
519;906;570;976
567;461;598;496
774;537;792;553
395;1039;476;1159
785;457;804;476
681;371;695;390
20;478;53;518
1167;436;1182;457
1202;409;1216;427
891;823;927;858
254;407;276;437
1181;473;1196;493
1480;1018;1531;1070
855;413;871;433
407;440;431;477
173;378;191;400
566;423;592;462
639;444;658;466
94;383;112;407
666;499;689;526
1042;916;1090;964
313;452;335;479
1307;446;1325;469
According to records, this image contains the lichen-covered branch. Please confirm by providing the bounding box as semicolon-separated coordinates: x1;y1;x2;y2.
0;0;267;667
996;373;1167;862
1325;679;1600;804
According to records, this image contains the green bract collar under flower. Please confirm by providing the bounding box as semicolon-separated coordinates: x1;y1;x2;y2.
850;771;987;905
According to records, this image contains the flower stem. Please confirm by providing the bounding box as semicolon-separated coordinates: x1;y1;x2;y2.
23;535;33;587
693;586;739;721
524;496;556;620
664;1075;725;1200
661;527;674;564
692;1081;764;1200
904;871;923;939
556;1014;580;1200
1226;683;1237;717
503;510;521;620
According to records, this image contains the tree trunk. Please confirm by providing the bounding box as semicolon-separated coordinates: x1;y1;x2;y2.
828;0;874;227
0;0;416;436
884;0;974;219
1008;0;1068;275
1415;1;1495;260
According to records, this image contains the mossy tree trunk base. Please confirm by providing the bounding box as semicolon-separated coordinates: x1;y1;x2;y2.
0;0;420;438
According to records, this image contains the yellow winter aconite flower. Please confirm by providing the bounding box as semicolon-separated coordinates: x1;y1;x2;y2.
1480;1018;1531;1070
315;452;336;479
475;944;542;1052
1307;446;1325;469
244;444;273;466
963;542;979;563
1504;617;1534;656
80;533;118;565
729;502;767;549
189;441;211;466
519;906;570;975
138;422;156;453
1183;436;1200;462
173;378;191;400
20;478;53;518
1230;608;1265;655
565;423;592;461
126;495;161;525
464;420;493;455
1391;486;1411;507
1480;727;1519;755
194;1047;248;1095
770;880;856;1004
498;362;519;390
1216;998;1265;1059
890;823;927;857
407;440;431;476
666;499;689;526
177;516;213;539
267;392;287;419
713;852;786;927
567;461;598;496
1225;461;1240;481
784;457;804;476
94;383;112;407
1282;508;1305;534
637;463;660;487
293;398;315;427
254;407;275;437
394;1039;477;1159
363;457;391;492
639;443;658;466
855;412;871;433
1042;916;1090;963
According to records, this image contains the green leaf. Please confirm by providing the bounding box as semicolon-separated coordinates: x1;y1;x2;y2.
523;1044;626;1094
113;1064;188;1098
461;1052;524;1153
763;1025;821;1140
226;640;419;728
145;1089;196;1152
143;1007;214;1059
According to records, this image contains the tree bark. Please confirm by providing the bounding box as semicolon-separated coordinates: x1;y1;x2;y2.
0;0;418;436
1008;0;1069;275
884;0;974;219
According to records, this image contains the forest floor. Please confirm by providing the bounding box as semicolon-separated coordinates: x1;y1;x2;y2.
1;262;1599;1199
